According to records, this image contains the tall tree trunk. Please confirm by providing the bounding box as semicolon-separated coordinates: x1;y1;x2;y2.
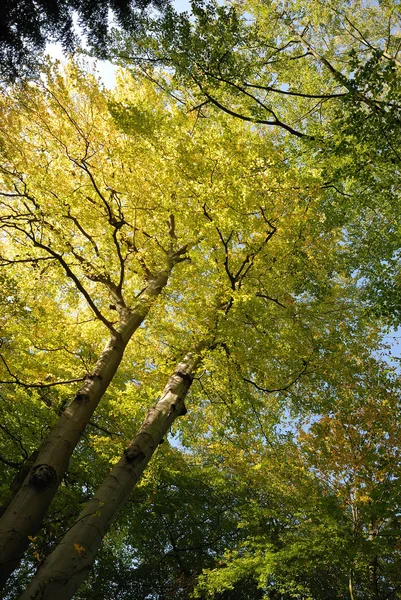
348;570;355;600
368;555;379;600
368;520;379;600
20;346;205;600
0;269;171;589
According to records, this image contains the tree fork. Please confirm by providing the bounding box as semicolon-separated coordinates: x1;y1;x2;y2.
19;346;205;600
0;268;172;589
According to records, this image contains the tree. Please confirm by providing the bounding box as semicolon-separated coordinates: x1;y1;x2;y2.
112;0;400;137
0;0;168;83
0;62;193;585
190;355;401;600
72;445;259;600
0;58;384;596
19;287;386;599
19;346;205;599
298;358;401;600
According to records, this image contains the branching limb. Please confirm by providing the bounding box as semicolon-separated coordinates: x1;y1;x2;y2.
30;237;116;332
242;356;312;394
0;354;85;389
194;80;310;138
234;223;277;288
256;293;286;309
0;454;22;469
1;195;118;331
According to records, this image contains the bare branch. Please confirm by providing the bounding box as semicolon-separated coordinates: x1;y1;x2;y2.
256;292;286;309
64;209;100;257
243;359;311;394
0;454;22;469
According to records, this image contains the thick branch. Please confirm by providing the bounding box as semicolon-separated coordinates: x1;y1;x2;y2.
194;80;310;138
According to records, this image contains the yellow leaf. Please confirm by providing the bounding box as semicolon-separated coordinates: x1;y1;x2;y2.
74;543;87;558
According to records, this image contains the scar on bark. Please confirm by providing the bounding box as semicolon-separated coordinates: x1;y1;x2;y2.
28;464;57;490
124;445;146;463
84;374;103;381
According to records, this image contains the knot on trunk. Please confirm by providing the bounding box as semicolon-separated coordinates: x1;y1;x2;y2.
124;445;146;463
174;370;193;384
168;370;193;394
28;464;57;490
74;392;89;402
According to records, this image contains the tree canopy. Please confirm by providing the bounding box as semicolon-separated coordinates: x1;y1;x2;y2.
1;0;401;598
0;0;168;83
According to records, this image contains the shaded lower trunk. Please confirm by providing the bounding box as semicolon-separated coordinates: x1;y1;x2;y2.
369;519;379;600
368;555;379;600
348;570;355;600
0;270;170;589
0;449;39;519
20;346;205;600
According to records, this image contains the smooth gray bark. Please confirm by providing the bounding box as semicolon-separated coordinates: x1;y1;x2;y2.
20;347;204;600
0;269;172;589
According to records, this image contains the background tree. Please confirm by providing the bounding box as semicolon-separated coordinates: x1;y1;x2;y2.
191;355;401;600
0;0;169;83
111;0;399;134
